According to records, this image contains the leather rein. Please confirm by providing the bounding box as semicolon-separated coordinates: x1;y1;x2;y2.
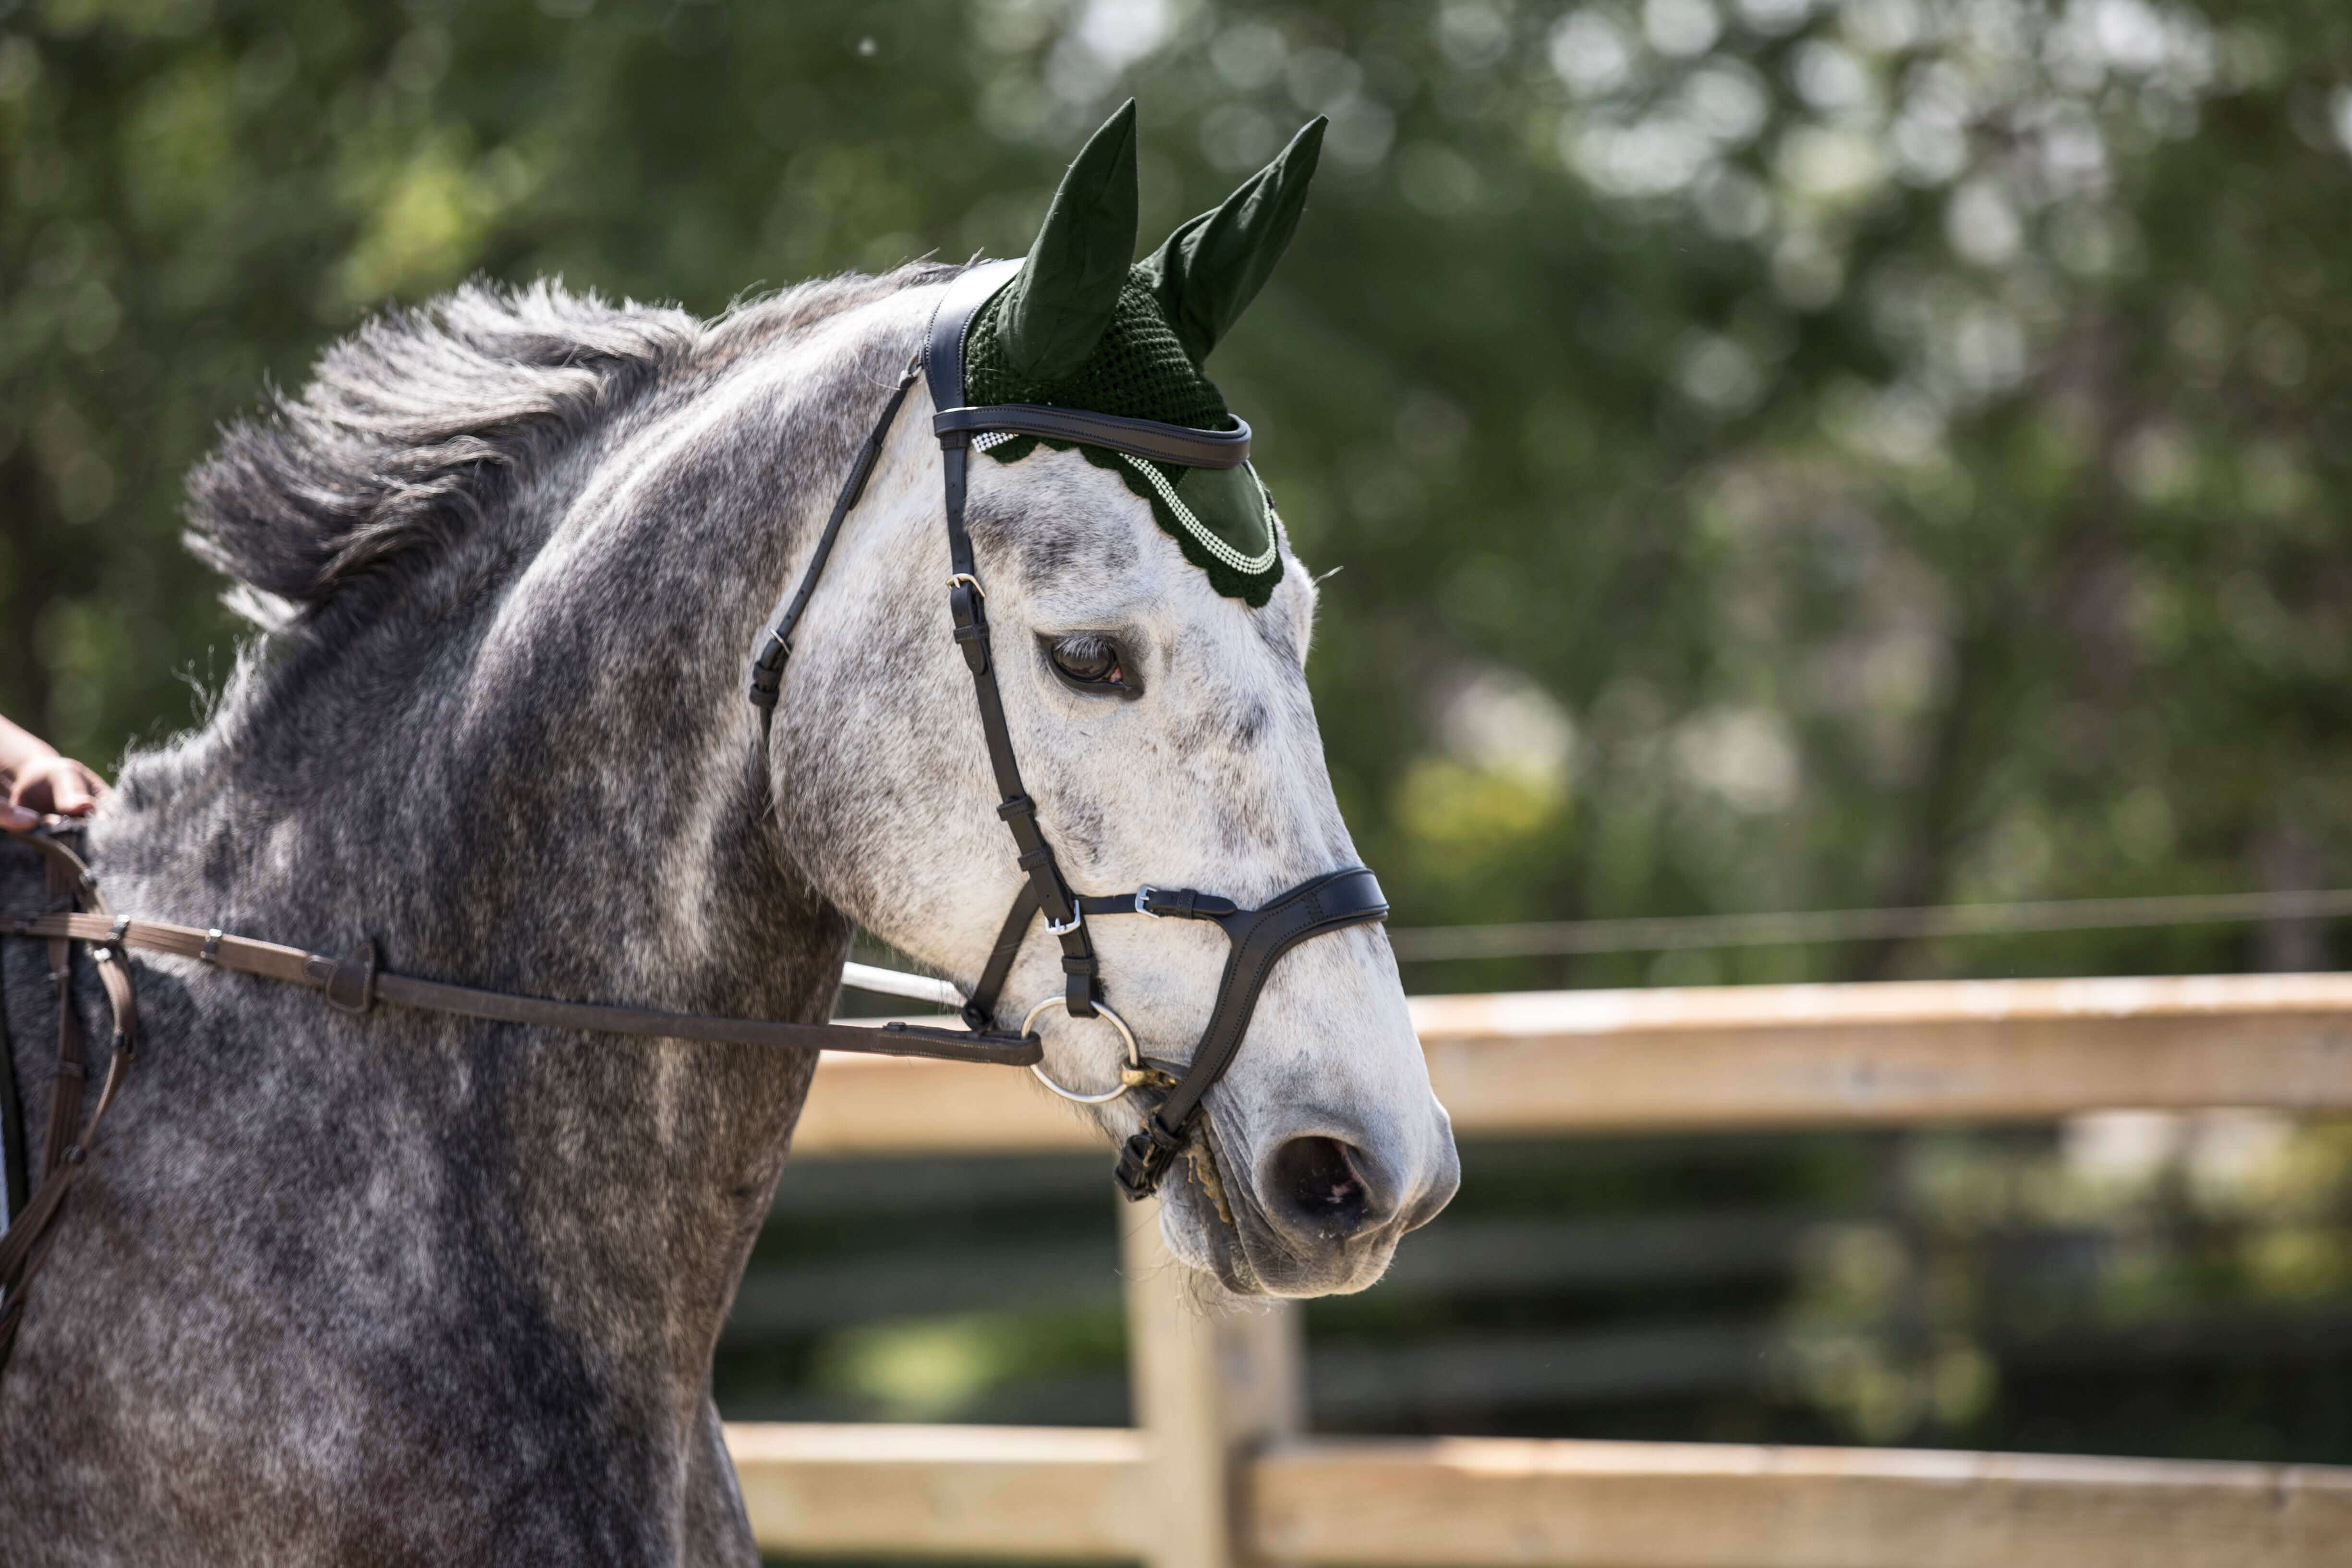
0;820;1033;1374
0;261;1387;1371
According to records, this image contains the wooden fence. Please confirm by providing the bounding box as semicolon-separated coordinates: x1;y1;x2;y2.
727;972;2352;1568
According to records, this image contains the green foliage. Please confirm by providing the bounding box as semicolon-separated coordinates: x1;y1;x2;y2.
8;0;2351;988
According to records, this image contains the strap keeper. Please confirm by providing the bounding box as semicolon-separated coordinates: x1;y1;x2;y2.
200;929;223;964
1138;887;1237;920
747;633;790;711
951;619;990;674
315;939;378;1015
996;795;1038;822
1114;1115;1190;1202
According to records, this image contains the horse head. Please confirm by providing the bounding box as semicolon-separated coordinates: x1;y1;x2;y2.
764;105;1459;1296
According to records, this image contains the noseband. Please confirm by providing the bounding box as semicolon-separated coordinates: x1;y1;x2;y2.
747;260;1390;1201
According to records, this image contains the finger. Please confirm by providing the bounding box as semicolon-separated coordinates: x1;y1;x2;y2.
51;764;97;816
0;800;37;834
10;767;55;816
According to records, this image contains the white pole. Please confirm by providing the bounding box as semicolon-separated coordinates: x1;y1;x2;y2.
837;961;964;1009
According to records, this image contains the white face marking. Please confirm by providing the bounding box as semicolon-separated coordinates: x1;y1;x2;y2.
764;292;1459;1295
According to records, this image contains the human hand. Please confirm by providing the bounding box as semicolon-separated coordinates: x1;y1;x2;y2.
4;754;109;831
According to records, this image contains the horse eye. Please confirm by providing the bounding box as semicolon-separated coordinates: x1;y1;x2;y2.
1044;633;1134;695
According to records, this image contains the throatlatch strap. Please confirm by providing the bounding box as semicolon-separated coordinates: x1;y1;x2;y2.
749;358;925;739
967;882;1043;1032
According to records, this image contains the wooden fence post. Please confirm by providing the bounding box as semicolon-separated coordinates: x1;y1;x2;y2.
1120;1194;1304;1568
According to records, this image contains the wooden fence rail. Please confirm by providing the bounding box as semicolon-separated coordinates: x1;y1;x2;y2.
728;972;2352;1567
792;971;2352;1155
722;1425;2352;1568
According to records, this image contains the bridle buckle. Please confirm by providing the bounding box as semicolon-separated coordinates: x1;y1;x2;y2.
1043;906;1084;937
1134;886;1161;919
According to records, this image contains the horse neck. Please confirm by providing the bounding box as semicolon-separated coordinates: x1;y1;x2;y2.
82;330;895;1377
110;475;845;1029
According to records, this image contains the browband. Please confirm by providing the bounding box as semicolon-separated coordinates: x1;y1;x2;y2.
932;405;1250;469
922;257;1249;470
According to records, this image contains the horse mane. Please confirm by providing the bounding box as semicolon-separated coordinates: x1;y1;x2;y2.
185;267;951;618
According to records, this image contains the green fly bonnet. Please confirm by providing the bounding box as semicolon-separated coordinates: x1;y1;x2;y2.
963;102;1324;606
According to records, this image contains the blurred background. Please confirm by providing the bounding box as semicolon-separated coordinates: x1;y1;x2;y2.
7;0;2352;1485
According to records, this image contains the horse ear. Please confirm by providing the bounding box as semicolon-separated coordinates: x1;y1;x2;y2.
993;100;1140;382
1138;116;1325;365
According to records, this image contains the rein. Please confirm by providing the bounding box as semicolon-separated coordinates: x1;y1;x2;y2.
0;830;138;1374
0;824;1034;1377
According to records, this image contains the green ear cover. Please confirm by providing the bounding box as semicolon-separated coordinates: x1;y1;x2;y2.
1137;117;1325;365
992;100;1141;382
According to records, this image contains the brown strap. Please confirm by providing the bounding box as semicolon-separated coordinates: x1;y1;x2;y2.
3;908;1039;1068
0;831;133;1379
0;820;1036;1382
42;933;81;1179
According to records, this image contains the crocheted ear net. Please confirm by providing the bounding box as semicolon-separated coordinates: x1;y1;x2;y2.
962;272;1282;607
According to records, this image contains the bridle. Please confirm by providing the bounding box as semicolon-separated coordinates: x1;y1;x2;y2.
0;262;1386;1373
747;259;1390;1201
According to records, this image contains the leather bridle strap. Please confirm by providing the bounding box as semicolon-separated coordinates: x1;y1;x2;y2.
922;265;1389;1198
962;865;1391;1203
747;357;927;742
2;900;1038;1067
932;404;1250;469
1149;868;1388;1130
3;819;1031;1068
928;259;1104;1022
1111;867;1388;1200
0;829;138;1374
0;823;1033;1379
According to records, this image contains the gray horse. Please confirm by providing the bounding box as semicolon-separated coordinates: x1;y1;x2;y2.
0;111;1457;1563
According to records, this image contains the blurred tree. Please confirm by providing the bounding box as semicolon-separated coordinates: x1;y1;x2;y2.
7;0;2350;990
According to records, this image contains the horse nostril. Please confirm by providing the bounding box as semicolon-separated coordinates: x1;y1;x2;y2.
1266;1136;1379;1241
